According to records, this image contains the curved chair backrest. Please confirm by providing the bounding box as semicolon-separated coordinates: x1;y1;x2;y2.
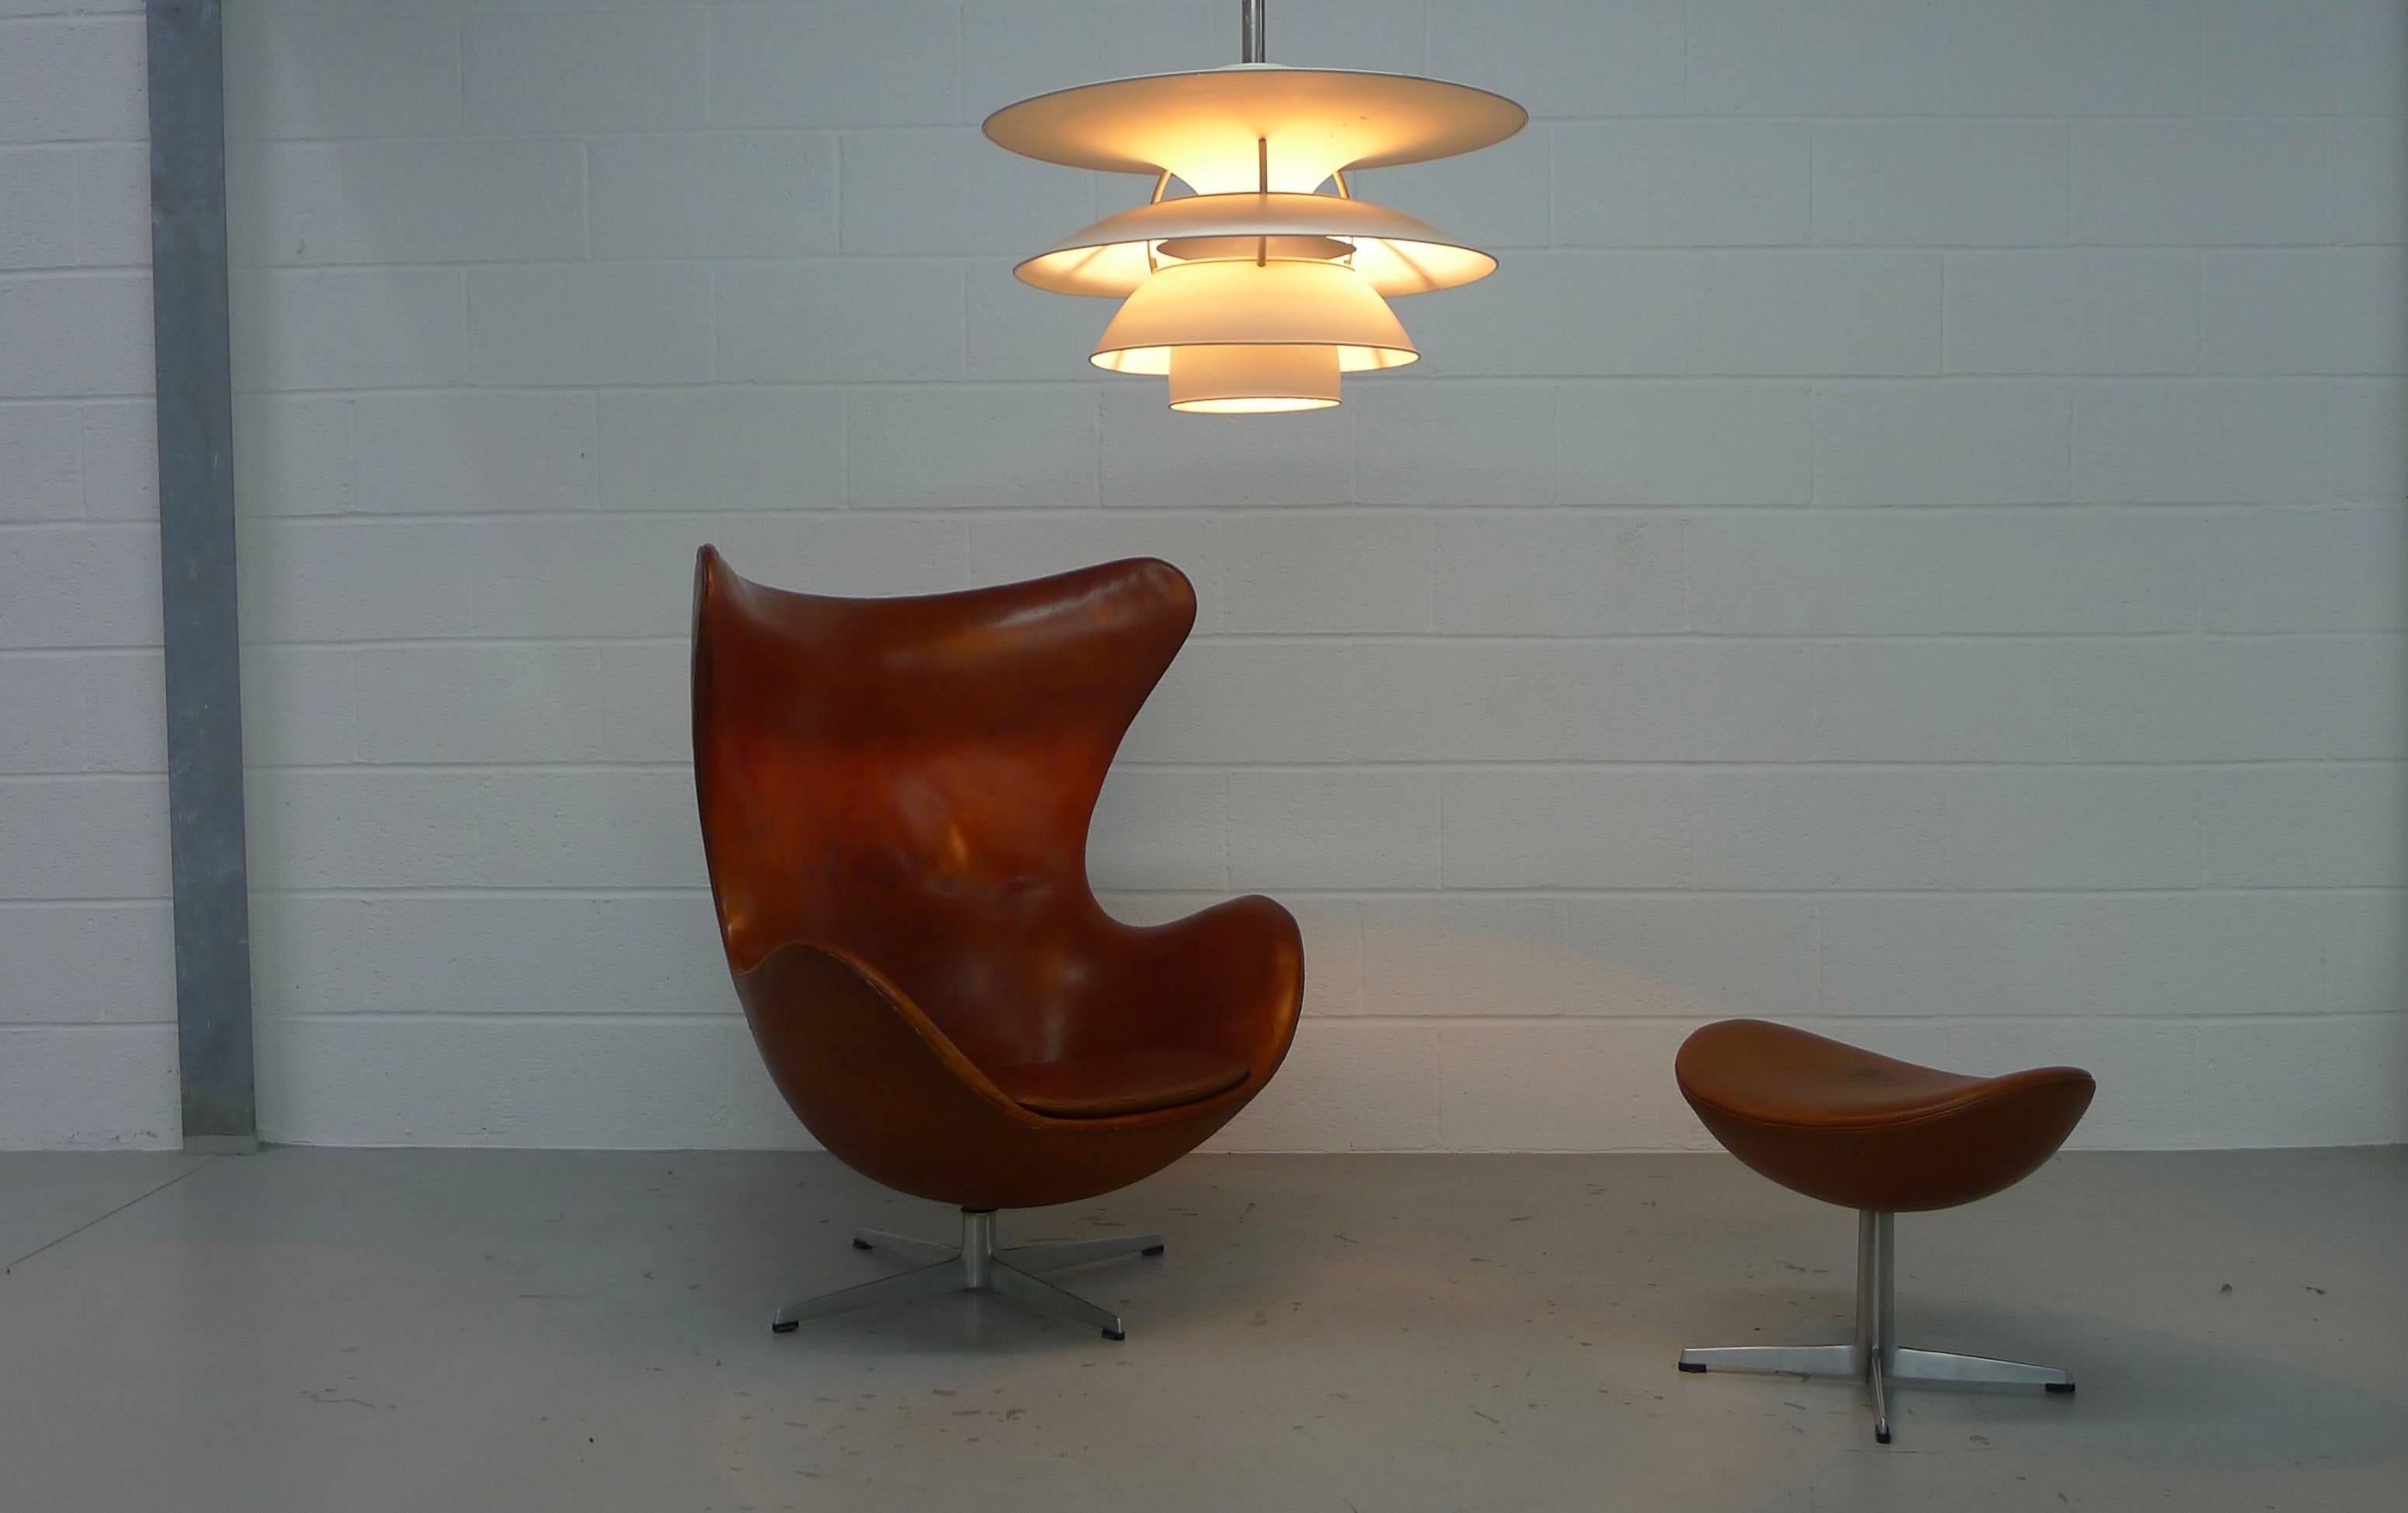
691;547;1197;1069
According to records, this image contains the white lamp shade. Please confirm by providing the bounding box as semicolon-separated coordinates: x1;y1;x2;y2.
983;64;1527;191
1016;191;1497;298
1167;345;1342;413
1091;258;1418;376
987;56;1522;414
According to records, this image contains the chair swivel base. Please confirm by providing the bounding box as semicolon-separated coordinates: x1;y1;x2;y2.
1677;1211;2073;1444
770;1207;1164;1341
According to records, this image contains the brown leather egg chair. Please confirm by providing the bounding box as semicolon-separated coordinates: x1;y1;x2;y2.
691;547;1303;1340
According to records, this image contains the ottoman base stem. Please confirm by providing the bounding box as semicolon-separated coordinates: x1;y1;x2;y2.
1676;1210;2072;1445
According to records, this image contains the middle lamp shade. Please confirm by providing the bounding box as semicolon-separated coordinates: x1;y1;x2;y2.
982;29;1527;414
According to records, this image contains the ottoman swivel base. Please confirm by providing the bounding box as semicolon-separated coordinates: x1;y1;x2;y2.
1679;1210;2072;1444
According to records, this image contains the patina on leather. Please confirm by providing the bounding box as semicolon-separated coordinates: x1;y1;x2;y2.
692;547;1303;1211
1677;1019;2095;1213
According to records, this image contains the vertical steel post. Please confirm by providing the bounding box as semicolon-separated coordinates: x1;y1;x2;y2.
961;1211;995;1288
146;0;256;1149
1854;1208;1878;1373
1872;1211;1896;1368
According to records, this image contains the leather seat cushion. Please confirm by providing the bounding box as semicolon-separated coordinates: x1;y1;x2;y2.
993;1047;1251;1120
1675;1019;2096;1212
1677;1019;1997;1129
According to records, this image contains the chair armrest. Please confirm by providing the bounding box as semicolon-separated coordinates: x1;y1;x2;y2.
732;940;1031;1126
1098;895;1305;1074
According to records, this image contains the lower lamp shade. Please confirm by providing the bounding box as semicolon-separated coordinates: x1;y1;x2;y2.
1091;257;1418;396
1167;344;1340;413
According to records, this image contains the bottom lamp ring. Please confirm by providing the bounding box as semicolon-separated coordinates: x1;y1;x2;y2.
1165;344;1342;414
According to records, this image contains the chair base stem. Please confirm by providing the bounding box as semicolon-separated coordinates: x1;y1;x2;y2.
771;1208;1164;1341
1676;1211;2073;1445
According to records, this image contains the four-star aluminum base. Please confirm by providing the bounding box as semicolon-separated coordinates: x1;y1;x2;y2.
1677;1210;2075;1444
771;1208;1164;1341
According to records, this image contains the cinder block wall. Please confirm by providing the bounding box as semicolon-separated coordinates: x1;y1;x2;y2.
76;0;2408;1151
0;2;176;1147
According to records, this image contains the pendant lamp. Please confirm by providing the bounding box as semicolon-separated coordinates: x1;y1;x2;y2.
983;0;1526;414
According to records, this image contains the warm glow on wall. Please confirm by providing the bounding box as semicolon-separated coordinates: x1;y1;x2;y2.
983;1;1524;414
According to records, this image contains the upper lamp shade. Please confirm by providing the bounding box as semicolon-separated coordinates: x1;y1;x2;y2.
983;64;1526;191
985;62;1524;413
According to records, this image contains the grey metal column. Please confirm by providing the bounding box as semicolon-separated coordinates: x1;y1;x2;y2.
146;0;256;1150
1865;1210;1895;1443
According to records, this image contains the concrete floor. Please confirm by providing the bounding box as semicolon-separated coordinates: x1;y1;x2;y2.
1;1148;2402;1512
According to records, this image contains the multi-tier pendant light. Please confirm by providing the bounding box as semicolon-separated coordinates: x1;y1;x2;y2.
983;0;1526;414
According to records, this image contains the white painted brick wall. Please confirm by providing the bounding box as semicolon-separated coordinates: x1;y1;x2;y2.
22;0;2392;1153
0;0;175;1148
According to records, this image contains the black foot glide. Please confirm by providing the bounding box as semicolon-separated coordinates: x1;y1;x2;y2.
1142;1244;1166;1257
1876;1427;1892;1445
2045;1382;2076;1394
1102;1327;1127;1341
1677;1361;1708;1373
770;1319;799;1334
850;1238;873;1249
